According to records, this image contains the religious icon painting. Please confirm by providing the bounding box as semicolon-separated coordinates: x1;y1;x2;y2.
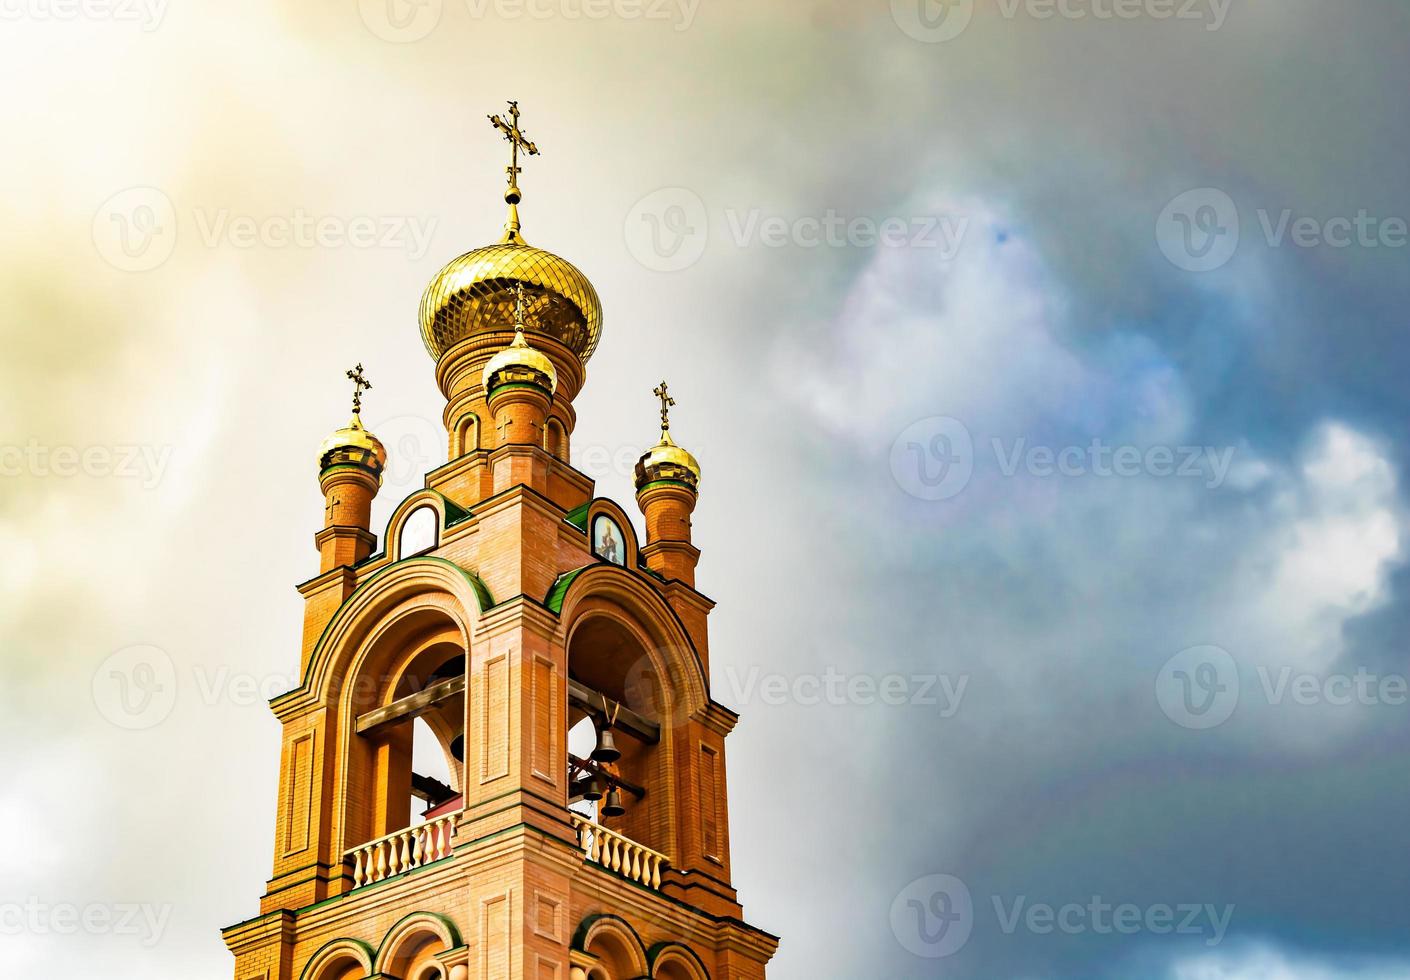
591;514;626;566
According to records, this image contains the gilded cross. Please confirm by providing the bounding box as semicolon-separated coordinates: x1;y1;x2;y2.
653;380;675;435
488;101;539;192
346;363;372;415
513;281;527;335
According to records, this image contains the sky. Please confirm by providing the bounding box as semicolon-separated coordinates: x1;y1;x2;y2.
2;1;1409;977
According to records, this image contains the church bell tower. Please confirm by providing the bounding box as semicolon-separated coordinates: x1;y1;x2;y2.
221;102;779;980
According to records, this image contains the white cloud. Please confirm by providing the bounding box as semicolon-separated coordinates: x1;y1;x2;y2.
1171;944;1410;980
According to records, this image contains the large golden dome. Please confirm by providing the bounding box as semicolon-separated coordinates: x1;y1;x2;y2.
419;238;602;363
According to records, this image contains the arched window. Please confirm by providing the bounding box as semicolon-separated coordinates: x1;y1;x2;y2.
544;418;565;459
400;506;439;558
455;413;479;455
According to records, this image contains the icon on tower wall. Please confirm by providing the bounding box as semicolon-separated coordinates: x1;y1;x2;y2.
592;514;626;566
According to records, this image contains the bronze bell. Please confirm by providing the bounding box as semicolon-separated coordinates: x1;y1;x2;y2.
601;786;625;817
591;724;621;763
582;777;604;801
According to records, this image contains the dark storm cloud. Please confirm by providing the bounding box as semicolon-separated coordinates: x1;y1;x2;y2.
724;3;1410;977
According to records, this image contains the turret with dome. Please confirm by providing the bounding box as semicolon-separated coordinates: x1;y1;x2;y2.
226;101;775;980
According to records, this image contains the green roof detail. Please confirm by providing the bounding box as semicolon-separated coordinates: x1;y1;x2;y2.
442;496;471;526
545;565;593;613
564;503;590;531
466;571;495;611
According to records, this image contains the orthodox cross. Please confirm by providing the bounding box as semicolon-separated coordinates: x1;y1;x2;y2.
488;101;539;193
654;380;675;435
513;281;527;336
346;363;372;415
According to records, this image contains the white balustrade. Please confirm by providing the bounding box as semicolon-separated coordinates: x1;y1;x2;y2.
570;812;668;890
345;811;457;889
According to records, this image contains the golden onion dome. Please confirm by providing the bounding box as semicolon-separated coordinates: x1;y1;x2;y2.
319;413;387;480
635;430;701;492
483;327;558;394
419;237;602;364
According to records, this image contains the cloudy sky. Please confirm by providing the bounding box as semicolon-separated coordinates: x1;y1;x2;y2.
3;1;1410;977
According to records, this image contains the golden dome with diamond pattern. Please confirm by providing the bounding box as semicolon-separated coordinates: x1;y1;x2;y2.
419;225;602;363
635;430;701;491
319;413;387;479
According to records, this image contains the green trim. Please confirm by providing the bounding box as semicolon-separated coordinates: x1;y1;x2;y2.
373;910;463;963
392;488;471;529
545;564;593;614
319;462;379;479
636;478;697;493
355;550;385;568
463;571;494;612
648;941;712;978
440;497;470;525
487;379;552;395
564;502;590;531
272;556;494;706
297;938;375;980
572;913;646;955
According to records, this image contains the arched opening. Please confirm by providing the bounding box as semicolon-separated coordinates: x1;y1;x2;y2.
567;715;599;822
411;715;457;825
566;614;674;860
310;958;364;980
339;608;468;881
580;921;647;980
653;948;710;980
300;942;373;980
381;932;448;980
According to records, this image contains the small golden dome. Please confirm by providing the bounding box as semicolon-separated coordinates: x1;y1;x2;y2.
483;330;558;394
419;238;602;363
635;430;701;492
319;414;387;480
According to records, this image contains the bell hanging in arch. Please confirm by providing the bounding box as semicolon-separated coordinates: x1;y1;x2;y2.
591;723;621;763
601;786;625;817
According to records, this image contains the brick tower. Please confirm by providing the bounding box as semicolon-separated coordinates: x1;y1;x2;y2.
221;103;779;980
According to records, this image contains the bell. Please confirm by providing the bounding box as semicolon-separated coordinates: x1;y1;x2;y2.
601;787;625;817
449;734;465;763
591;725;621;763
582;777;604;802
